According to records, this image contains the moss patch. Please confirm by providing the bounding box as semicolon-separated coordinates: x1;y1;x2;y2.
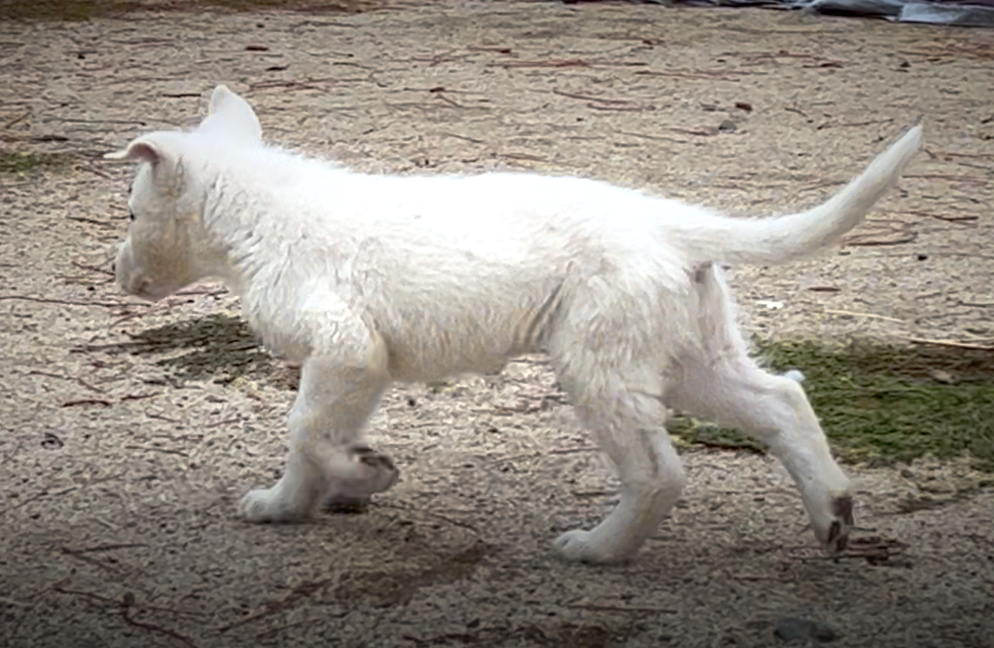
0;151;76;175
0;0;104;21
0;0;369;21
671;338;994;471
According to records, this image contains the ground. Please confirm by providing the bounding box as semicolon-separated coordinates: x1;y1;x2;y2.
2;2;994;647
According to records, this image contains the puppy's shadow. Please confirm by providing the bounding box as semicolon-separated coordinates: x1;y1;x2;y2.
82;313;288;386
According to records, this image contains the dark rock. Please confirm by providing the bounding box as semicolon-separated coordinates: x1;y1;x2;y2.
774;616;839;643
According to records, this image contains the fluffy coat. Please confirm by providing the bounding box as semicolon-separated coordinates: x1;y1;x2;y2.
107;85;923;564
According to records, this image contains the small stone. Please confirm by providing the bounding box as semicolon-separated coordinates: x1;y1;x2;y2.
718;119;737;133
775;616;839;643
929;369;955;384
784;370;806;384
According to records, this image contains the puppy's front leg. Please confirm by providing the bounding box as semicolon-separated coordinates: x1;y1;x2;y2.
239;343;397;523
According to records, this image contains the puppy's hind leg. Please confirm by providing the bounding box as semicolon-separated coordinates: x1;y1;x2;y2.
549;327;684;563
239;329;398;523
670;264;853;553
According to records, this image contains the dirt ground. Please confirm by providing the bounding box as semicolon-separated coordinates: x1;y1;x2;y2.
2;1;994;647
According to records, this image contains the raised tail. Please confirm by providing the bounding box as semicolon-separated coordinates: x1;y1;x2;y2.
677;122;924;266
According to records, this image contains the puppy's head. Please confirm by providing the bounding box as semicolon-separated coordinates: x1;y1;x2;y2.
105;85;262;301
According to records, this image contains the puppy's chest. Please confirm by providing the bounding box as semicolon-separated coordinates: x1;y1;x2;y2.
243;307;312;363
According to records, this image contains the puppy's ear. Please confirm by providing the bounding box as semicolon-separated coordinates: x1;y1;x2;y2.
197;84;262;144
104;134;183;193
104;137;163;164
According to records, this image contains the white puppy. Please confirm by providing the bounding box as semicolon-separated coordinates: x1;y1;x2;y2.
107;85;922;564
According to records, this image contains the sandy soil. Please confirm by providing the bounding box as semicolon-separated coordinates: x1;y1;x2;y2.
2;2;993;647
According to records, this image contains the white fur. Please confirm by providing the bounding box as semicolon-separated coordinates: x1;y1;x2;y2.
107;85;923;564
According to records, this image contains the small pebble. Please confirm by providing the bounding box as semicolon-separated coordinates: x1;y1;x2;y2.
784;370;805;384
775;616;839;643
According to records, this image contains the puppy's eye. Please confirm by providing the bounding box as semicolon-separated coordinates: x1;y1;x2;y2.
129;210;135;222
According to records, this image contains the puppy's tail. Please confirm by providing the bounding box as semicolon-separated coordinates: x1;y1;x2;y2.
677;122;923;266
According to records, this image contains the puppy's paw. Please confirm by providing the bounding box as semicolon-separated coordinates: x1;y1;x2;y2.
554;529;631;564
238;488;308;524
814;493;855;555
345;446;400;495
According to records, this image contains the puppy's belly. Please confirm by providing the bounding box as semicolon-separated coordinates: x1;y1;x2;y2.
385;337;511;383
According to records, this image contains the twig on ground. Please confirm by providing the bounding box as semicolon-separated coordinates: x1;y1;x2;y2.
205;417;242;429
5;486;78;514
931;149;994;161
498;152;546;163
495;58;590;68
83;471;127;487
60;546;124;574
572;489;615;498
119;592;200;648
817;118;894;130
3;111;30;128
0;595;35;607
905;173;987;184
62;398;113;408
63;543;148;553
549;445;600;455
439;132;485;145
144;409;180;423
823;309;904;323
174;286;228;297
0;294;149;308
214;579;332;634
124;445;190;458
434;93;464;108
903;337;994;351
53;584;206;620
618;130;691;146
668;127;715;137
728;573;796;582
249;77;337;92
842;231;917;247
635;68;762;81
564;603;678;614
66;216;117;228
690;439;765;454
26;371;107;394
467;45;513;54
552;89;636;105
120;393;160;402
378;501;479;533
588;103;647;112
907;210;978;224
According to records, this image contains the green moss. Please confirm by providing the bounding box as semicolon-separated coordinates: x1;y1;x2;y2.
0;0;363;21
670;338;994;471
0;1;99;21
0;151;75;175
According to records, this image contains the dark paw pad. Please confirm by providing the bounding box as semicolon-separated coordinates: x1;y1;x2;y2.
352;446;397;471
833;495;855;525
